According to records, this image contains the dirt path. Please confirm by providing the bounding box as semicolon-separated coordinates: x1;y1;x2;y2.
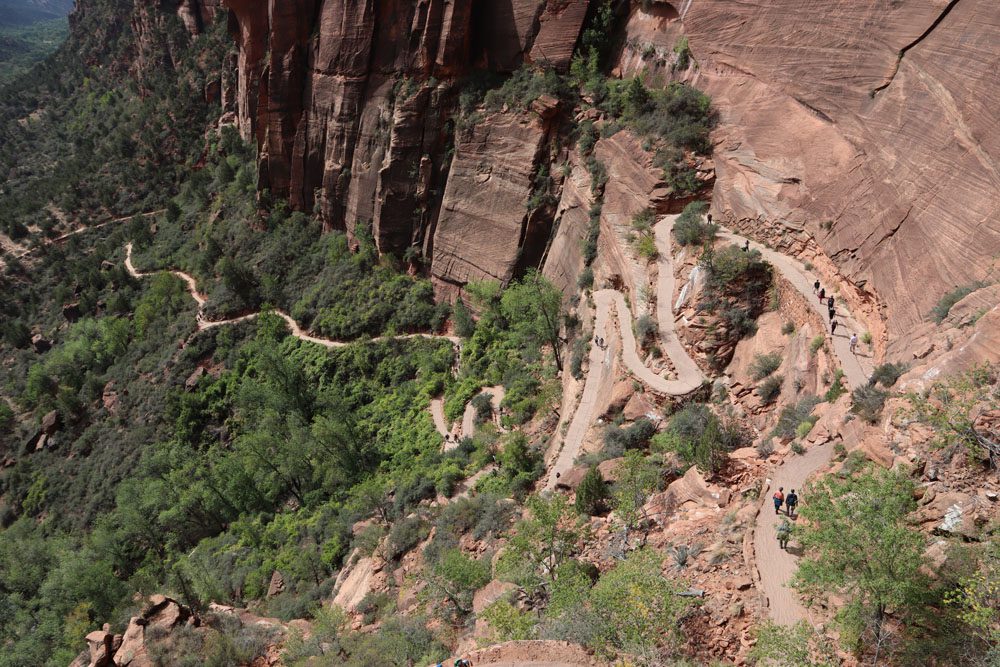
14;210;163;260
432;386;507;450
753;441;834;625
125;242;459;348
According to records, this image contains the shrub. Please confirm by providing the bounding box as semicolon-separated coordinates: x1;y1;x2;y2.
604;418;658;456
861;331;873;345
570;334;589;379
930;283;986;323
809;335;825;355
575;468;608;515
851;385;888;424
633;235;657;260
756;375;783;404
653;403;746;474
781;321;795;335
794;420;814;439
869;362;907;388
790;441;806;455
749;352;782;380
471;392;494;424
383;516;429;561
772;396;820;440
483;66;572;111
824;369;847;402
673;201;715;246
635;314;656;350
452;298;475;338
577;266;594;290
757;438;775;459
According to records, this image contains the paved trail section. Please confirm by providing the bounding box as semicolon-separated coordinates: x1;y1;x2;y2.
717;229;873;625
754;441;833;625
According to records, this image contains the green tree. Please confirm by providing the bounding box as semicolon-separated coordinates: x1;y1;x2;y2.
750;621;837;666
426;548;491;616
587;549;688;661
611;451;658;549
497;494;587;595
500;269;565;371
575;467;608;515
793;467;928;658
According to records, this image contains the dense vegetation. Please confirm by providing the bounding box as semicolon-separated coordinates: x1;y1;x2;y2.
0;17;67;84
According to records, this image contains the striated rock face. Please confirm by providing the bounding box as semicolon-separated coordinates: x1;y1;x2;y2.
637;0;1000;348
223;0;591;267
430;109;551;295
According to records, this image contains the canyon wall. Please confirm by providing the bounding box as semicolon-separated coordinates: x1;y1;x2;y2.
220;0;591;285
144;0;997;345
619;0;1000;351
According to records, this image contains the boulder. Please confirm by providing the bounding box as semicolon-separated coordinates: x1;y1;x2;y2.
267;570;285;598
597;457;624;482
184;366;206;391
623;392;658;422
606;381;636;415
112;617;147;667
472;579;517;615
555;465;589;491
85;628;114;667
40;410;59;435
143;595;190;630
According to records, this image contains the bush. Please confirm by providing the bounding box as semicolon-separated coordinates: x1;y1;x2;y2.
824;369;847;402
673;201;715;246
603;418;658;456
635;314;656;349
795;420;815;440
483;66;572;111
851;385;888;424
930;282;986;323
653;403;746;474
869;362;907;388
575;468;608;515
383;516;429;561
772;396;820;440
809;335;825;355
861;331;873;345
471;392;494;424
633;234;657;260
756;375;783;404
577;266;594;290
781;321;795;335
790;441;806;455
749;352;782;380
757;438;775;459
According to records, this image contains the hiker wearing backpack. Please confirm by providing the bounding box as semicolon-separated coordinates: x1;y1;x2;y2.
785;489;799;517
773;487;785;515
776;518;792;550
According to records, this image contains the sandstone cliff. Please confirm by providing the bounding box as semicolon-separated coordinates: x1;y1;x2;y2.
617;0;1000;353
222;0;591;270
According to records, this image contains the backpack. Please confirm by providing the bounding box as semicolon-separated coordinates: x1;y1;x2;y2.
787;493;798;505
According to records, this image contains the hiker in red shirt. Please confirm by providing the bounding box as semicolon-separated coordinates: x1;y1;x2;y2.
773;487;785;515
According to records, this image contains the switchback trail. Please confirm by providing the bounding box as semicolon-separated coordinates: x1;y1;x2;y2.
545;214;706;489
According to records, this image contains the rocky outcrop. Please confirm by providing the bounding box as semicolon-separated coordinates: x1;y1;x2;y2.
633;0;1000;350
75;596;194;667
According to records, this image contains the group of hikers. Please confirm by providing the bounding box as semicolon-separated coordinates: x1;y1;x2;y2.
813;280;860;354
772;487;799;550
593;334;607;349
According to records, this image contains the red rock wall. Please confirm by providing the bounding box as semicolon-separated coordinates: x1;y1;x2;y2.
622;0;1000;347
222;0;591;263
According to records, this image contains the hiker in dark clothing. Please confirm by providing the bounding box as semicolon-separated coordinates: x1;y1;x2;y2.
831;319;838;335
813;280;820;294
818;287;826;303
786;489;798;517
773;487;784;515
743;239;750;252
827;295;834;310
828;307;836;321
